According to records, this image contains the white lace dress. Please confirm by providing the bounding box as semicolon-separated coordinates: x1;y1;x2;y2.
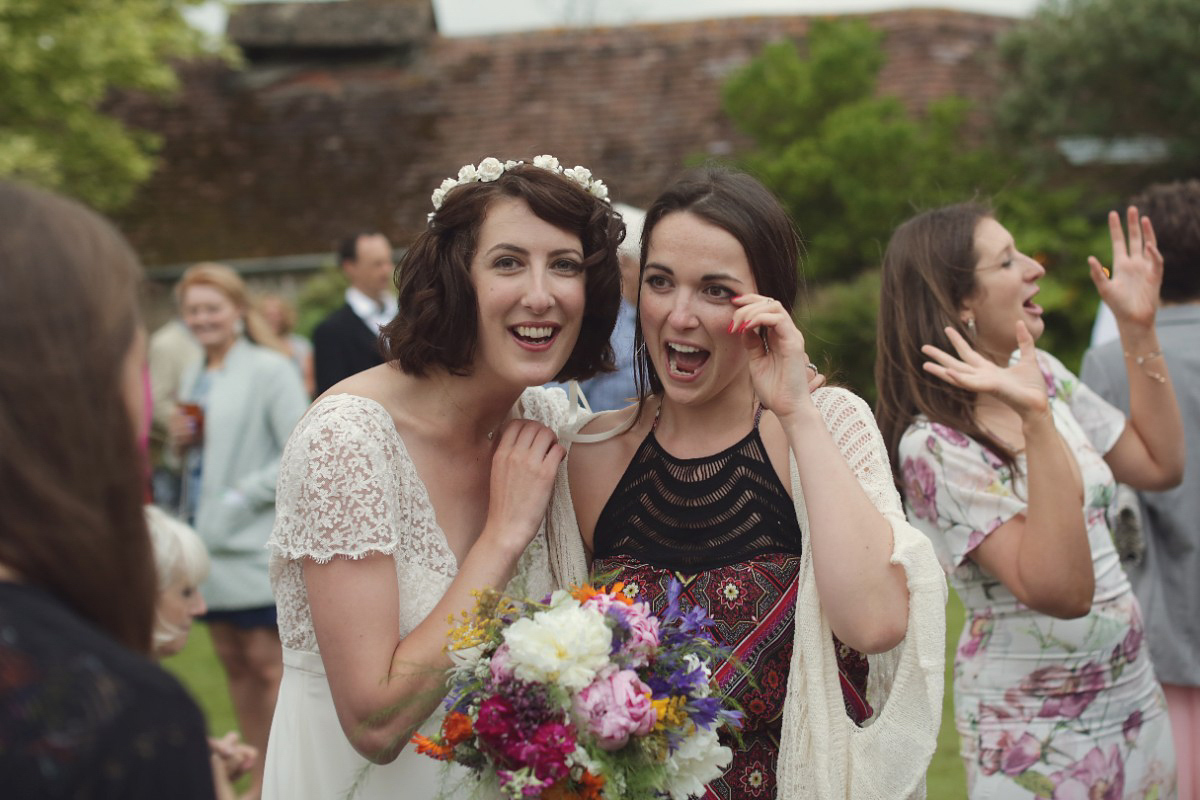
262;389;564;800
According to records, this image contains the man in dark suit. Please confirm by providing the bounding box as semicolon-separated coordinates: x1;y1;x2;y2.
313;232;397;394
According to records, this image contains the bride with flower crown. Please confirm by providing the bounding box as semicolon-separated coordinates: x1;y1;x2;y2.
261;156;624;800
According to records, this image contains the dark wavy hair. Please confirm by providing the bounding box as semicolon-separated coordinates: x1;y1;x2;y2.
0;182;156;654
874;202;1021;478
633;166;802;397
1131;179;1200;303
382;162;623;382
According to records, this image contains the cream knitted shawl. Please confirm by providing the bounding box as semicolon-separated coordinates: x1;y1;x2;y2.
546;387;946;799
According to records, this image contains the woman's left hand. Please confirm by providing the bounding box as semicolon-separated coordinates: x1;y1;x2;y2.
730;293;816;419
1089;206;1163;329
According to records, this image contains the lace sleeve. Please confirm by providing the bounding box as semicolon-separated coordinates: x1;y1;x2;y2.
268;394;410;563
811;387;905;520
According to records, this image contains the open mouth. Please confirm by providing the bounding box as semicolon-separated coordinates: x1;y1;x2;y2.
666;342;710;378
510;324;559;347
1023;293;1043;315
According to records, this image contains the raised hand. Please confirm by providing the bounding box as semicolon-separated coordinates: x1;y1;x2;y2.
1089;207;1163;329
922;322;1048;419
485;419;564;552
730;293;814;419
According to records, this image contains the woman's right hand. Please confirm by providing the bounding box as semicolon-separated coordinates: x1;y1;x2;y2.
167;407;200;451
483;419;565;553
921;322;1048;420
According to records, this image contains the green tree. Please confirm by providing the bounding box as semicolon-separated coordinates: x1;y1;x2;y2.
720;19;1108;399
997;0;1200;183
722;21;1003;284
0;0;225;211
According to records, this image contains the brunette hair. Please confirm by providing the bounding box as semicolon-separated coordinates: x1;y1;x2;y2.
874;202;1019;478
1130;179;1200;303
337;231;384;269
0;182;157;653
634;167;802;396
382;162;623;381
176;262;287;355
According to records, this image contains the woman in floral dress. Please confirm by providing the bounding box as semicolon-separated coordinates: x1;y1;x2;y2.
876;202;1183;798
548;168;948;799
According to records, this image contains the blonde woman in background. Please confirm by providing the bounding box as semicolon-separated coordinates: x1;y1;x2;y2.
168;263;310;800
147;505;257;800
257;293;315;397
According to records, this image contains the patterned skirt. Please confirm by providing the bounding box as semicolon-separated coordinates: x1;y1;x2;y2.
592;551;871;799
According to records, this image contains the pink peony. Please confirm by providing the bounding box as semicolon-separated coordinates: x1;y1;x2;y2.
573;667;657;751
1050;745;1125;800
620;601;660;666
902;456;939;522
490;643;514;683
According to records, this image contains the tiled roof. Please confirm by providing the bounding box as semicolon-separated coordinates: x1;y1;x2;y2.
110;6;1014;265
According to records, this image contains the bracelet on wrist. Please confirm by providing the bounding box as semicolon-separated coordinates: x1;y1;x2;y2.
1124;350;1167;383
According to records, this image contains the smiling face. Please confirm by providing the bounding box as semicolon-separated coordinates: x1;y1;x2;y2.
961;217;1047;364
155;575;207;658
469;197;587;388
181;283;242;354
640;211;756;406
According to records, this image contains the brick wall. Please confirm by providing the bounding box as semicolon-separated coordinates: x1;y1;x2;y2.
111;6;1015;266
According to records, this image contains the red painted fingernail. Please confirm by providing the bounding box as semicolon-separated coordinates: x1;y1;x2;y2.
738;321;748;333
727;320;735;333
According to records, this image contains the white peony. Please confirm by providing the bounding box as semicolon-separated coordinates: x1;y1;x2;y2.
533;154;561;172
663;727;732;800
477;157;504;182
502;593;612;691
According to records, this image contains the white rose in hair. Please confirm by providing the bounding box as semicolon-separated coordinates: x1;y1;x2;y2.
440;177;458;192
533;154;560;171
477;157;504;182
457;164;478;182
568;166;592;183
589;180;609;200
431;187;447;208
504;160;521;170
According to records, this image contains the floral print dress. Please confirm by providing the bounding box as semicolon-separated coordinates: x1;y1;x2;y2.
899;350;1177;799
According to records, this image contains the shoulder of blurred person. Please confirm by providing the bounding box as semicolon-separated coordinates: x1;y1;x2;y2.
0;577;215;798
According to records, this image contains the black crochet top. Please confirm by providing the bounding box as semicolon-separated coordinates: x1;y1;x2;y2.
593;408;802;572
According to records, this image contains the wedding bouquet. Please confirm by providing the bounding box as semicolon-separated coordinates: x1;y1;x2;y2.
413;581;742;799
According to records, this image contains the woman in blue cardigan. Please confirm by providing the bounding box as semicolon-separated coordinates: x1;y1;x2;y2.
170;262;309;800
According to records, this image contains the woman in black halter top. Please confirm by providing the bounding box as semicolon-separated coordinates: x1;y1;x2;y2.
562;169;936;798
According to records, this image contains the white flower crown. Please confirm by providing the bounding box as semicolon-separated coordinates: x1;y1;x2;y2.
428;155;610;222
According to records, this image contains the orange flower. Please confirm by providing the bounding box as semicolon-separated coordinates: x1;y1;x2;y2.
571;582;634;606
577;770;606;800
411;733;453;761
570;583;602;603
441;711;473;747
542;771;605;800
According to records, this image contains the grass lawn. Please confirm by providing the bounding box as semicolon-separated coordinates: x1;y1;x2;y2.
164;594;969;796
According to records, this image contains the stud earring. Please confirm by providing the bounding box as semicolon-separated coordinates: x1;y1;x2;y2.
965;317;976;335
